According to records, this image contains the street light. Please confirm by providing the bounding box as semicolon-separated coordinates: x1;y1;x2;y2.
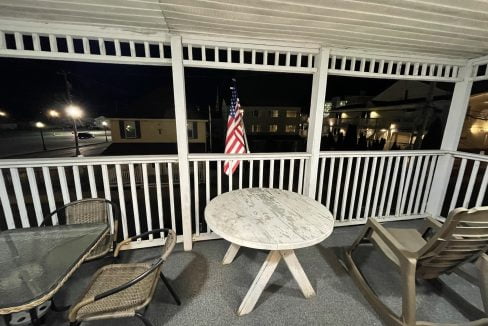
102;120;109;142
35;121;47;151
0;111;7;117
48;109;60;118
65;105;83;156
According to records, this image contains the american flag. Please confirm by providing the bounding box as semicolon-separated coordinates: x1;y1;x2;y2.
224;80;247;175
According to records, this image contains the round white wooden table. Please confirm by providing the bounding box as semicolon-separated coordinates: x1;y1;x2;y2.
205;188;334;316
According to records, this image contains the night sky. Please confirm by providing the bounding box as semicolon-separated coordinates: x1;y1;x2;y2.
2;57;483;122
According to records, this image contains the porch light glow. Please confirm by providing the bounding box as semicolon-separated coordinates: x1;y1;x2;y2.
0;111;6;117
35;121;45;128
370;111;380;118
102;121;108;127
66;105;83;119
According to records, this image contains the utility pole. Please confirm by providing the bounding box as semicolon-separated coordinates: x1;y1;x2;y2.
208;105;213;152
59;70;80;156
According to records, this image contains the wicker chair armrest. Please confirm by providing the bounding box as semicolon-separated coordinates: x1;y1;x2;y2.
367;218;416;263
419;216;443;239
114;228;172;257
94;259;163;301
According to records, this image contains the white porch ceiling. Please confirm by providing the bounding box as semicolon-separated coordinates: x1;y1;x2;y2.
0;0;487;59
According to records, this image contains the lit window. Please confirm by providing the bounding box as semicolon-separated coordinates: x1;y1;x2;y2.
324;102;333;111
285;125;296;133
251;124;262;133
270;110;279;118
286;110;297;118
187;122;198;139
124;121;137;138
269;124;278;132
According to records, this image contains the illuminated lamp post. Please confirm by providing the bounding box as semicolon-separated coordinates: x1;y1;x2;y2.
65;105;83;156
35;121;47;151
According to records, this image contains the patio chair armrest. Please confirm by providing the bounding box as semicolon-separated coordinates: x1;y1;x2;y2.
419;216;443;239
94;258;163;301
114;228;172;257
68;297;95;322
367;218;416;263
40;205;68;226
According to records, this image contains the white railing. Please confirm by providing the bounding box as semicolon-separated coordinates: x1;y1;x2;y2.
439;151;488;217
0;155;181;250
2;150;487;249
316;150;443;225
188;152;311;241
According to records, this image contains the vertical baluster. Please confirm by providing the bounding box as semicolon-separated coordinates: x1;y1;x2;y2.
228;160;233;192
360;58;366;72
72;166;82;200
101;164;114;234
340;157;352;221
386;61;393;75
167;163;176;231
379;156;393;216
421;156;437;213
215;46;219;62
249;160;254;187
414;156;429;214
26;168;43;226
286;52;291;66
154;163;164;235
387;156;401;216
202;45;206;61
364;157;377;217
326;157;335;208
298;159;305;194
449;159;467;211
0;31;5;50
129;40;135;57
259;160;264;188
227;48;231;63
264;50;268;65
379;59;385;73
356;157;370;220
115;164;128;239
400;156;416;215
188;44;193;61
49;34;58;52
0;169;14;229
239;48;244;64
42;167;57;225
14;32;23;50
144;41;150;58
128;164;141;235
239;161;243;189
297;53;302;67
66;35;74;53
308;53;313;68
57;166;70;204
114;39;121;56
205;161;210;204
159;43;164;59
279;159;284;190
269;159;275;188
413;62;419;76
333;157;344;218
348;157;361;221
193;161;200;236
288;159;295;191
395;157;408;216
10;168;29;227
82;37;90;54
142;163;153;239
99;37;106;55
476;162;488;207
217;160;222;195
87;165;97;198
407;156;423;215
371;156;385;217
274;51;279;65
463;160;480;208
317;157;326;202
331;55;337;69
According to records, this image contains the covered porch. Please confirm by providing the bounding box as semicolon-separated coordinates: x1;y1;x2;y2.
0;1;488;325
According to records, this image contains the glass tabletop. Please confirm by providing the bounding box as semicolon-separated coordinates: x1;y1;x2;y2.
0;223;108;310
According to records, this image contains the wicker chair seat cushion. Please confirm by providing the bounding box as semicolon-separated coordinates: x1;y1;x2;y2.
74;263;159;321
85;233;112;261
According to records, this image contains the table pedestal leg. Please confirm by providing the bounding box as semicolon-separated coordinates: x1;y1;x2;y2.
237;250;281;316
222;243;241;265
280;249;316;298
237;249;316;316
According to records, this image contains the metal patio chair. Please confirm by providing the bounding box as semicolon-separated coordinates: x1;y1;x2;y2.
41;198;119;262
68;228;181;326
345;207;488;326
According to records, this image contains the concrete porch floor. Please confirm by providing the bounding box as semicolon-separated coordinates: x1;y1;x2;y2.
15;220;486;326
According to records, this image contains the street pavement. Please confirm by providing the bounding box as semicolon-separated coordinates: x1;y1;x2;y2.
0;130;111;158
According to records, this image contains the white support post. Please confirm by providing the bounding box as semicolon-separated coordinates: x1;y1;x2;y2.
171;36;193;251
303;47;329;198
426;65;473;216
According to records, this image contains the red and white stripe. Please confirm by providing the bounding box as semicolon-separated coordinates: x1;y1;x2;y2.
224;101;246;175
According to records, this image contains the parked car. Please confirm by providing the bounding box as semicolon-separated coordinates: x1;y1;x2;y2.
78;132;94;139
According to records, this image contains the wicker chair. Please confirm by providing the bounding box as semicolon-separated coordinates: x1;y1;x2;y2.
41;198;119;261
68;228;180;326
345;207;488;326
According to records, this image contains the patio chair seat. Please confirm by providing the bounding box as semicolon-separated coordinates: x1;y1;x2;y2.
73;263;158;321
370;228;426;266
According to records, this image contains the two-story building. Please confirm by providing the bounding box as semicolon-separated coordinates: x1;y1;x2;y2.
242;106;307;136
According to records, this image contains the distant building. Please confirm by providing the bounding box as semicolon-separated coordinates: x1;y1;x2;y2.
94;116;109;129
324;80;451;150
459;92;488;151
109;117;207;149
242;106;307;136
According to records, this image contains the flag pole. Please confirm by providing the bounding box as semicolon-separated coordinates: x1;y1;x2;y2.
240;113;251;154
